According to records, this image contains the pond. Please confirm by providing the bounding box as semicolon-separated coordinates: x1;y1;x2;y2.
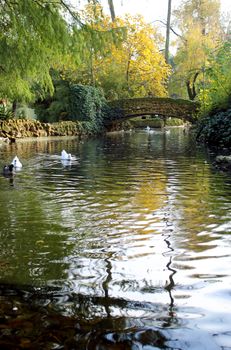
0;128;231;349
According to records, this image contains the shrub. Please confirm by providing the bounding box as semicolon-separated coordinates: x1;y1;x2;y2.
69;85;108;132
35;82;109;134
0;105;14;120
196;108;231;147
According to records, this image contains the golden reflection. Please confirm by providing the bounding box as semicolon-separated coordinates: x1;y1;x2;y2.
134;172;167;212
175;164;217;251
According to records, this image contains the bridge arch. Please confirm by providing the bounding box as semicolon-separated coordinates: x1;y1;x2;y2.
108;97;200;124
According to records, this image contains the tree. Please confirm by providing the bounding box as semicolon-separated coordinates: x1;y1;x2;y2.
56;1;125;86
170;0;223;100
198;40;231;113
71;4;170;99
0;0;123;111
102;15;170;98
165;0;172;64
107;0;116;22
0;0;71;105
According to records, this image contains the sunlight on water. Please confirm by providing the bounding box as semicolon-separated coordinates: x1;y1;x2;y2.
0;129;231;348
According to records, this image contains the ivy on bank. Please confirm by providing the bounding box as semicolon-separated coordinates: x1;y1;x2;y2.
35;83;112;134
196;108;231;148
68;85;109;133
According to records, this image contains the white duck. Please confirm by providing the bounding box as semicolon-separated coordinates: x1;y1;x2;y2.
61;150;72;161
146;126;152;133
11;156;22;168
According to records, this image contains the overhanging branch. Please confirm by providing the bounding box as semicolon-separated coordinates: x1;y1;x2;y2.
151;19;186;41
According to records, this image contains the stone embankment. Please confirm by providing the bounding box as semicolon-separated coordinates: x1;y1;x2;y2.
0;119;82;141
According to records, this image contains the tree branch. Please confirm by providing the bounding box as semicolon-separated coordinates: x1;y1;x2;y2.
59;0;85;27
151;19;186;41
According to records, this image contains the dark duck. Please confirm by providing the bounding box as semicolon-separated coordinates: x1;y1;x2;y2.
3;164;14;176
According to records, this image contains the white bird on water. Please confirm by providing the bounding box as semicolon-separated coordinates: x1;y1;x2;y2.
61;150;72;161
11;156;22;168
146;126;151;132
146;125;154;134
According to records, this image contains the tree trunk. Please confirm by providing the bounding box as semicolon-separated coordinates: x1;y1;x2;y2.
108;0;115;22
165;0;172;64
126;53;131;92
186;72;199;100
12;100;17;116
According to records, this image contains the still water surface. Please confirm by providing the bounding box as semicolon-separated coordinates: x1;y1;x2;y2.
0;129;231;349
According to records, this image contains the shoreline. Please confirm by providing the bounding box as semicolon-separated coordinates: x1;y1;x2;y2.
0;119;83;142
0;135;79;143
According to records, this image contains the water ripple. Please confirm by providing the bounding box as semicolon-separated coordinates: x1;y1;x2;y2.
0;130;231;348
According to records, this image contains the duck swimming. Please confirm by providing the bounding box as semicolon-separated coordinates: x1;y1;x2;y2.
146;126;151;132
11;156;22;168
61;150;72;161
3;164;14;175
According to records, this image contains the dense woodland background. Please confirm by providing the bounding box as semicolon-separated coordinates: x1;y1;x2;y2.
0;0;230;146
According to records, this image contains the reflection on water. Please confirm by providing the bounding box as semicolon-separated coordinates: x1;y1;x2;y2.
0;129;231;349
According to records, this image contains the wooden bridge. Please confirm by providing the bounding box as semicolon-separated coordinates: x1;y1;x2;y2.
107;97;200;124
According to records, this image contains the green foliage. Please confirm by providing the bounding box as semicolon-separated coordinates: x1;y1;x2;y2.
35;81;109;134
69;85;108;132
47;80;71;123
130;117;184;128
198;41;231;114
0;0;70;102
166;118;185;126
16;109;27;120
0;0;124;105
34;76;71;123
171;0;223;100
196;108;231;147
195;41;231;148
0;105;14;120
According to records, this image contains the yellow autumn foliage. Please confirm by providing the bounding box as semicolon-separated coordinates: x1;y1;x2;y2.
73;4;170;100
170;0;223;99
